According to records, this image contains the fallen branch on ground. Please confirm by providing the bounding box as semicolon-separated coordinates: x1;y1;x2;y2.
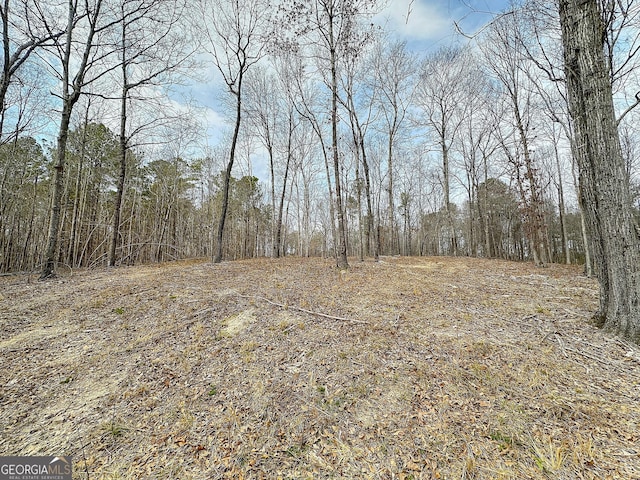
234;291;369;325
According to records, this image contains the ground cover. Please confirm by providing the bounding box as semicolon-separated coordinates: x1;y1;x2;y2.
1;256;638;479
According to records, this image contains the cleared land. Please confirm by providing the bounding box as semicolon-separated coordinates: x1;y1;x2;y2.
0;256;639;479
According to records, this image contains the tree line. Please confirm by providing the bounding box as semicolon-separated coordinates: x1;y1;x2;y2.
1;1;639;337
0;122;587;272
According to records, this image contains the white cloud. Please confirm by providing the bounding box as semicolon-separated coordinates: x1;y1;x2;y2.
373;0;509;47
203;106;226;132
374;0;452;43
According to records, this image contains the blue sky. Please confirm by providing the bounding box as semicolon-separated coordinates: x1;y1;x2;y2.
192;0;511;141
373;0;511;49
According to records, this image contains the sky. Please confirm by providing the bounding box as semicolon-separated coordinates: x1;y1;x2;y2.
32;0;510;164
176;0;512;179
373;0;508;48
191;1;509;129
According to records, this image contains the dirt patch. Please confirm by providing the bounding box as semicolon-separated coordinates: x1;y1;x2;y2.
1;256;639;479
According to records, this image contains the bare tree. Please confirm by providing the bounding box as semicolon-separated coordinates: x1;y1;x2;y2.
415;45;472;257
195;0;269;263
244;66;280;256
314;0;357;270
547;118;571;264
41;0;119;279
521;0;640;269
372;39;414;255
454;63;501;257
278;0;378;269
480;13;549;266
0;0;63;143
109;0;191;267
245;57;303;259
272;100;298;259
559;0;640;342
294;70;341;256
602;0;640;124
340;38;378;259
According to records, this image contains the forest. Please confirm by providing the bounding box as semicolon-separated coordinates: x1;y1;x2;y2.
2;0;638;277
2;1;640;477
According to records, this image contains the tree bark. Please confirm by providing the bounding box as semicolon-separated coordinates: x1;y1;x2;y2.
553;135;571;264
214;87;242;263
274;110;294;258
328;11;348;270
41;0;103;279
440;129;458;256
559;0;640;342
42;104;72;278
111;37;129;267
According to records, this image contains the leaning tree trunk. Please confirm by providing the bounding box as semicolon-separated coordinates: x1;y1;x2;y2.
350;93;378;260
360;141;378;261
275;128;292;259
41;0;102;279
214;85;242;264
559;0;640;342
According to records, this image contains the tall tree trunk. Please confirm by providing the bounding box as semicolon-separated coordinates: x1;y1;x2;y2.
329;24;348;270
559;0;640;342
111;12;130;267
111;60;128;267
441;132;457;256
514;104;547;266
41;103;72;278
295;98;337;256
214;85;242;263
553;137;570;264
346;90;377;260
318;128;337;256
387;128;397;255
571;152;593;275
20;172;39;271
355;161;364;261
68;136;84;267
360;141;378;260
41;0;102;279
274;111;294;258
482;156;492;257
345;95;366;260
268;141;277;257
41;0;75;277
301;167;312;257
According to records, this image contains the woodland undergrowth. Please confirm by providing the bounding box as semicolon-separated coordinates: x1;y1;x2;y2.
0;256;638;479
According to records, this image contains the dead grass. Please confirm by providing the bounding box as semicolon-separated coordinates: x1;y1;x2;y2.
1;256;639;479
